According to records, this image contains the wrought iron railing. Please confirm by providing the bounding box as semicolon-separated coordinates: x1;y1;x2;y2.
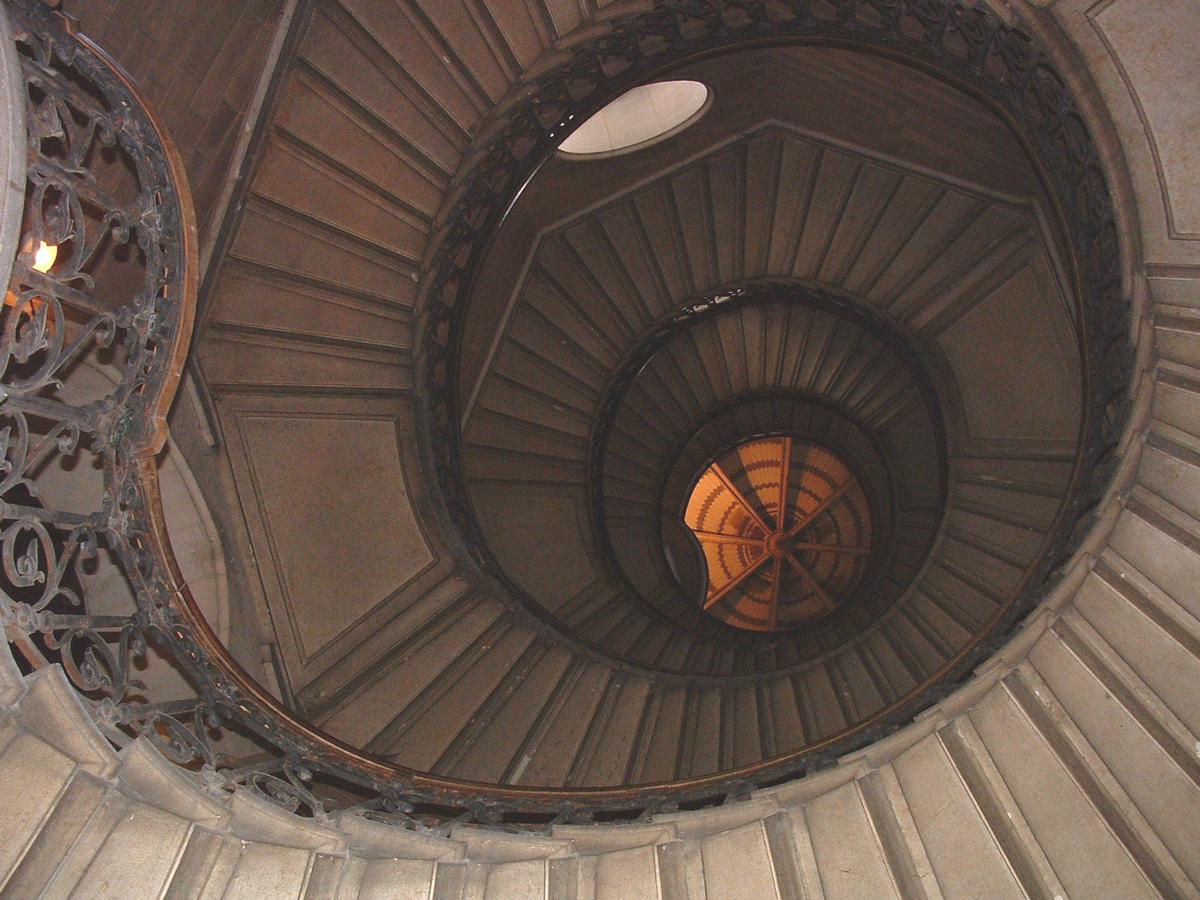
0;0;1131;831
0;0;197;755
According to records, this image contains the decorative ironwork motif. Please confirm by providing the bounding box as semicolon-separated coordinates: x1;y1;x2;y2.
0;0;198;773
0;0;1131;831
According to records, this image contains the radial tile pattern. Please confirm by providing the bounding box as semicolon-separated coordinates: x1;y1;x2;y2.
683;437;872;631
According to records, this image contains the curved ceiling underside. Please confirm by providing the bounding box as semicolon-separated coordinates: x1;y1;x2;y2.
23;2;1200;888
461;122;1077;678
181;12;1094;791
682;435;875;631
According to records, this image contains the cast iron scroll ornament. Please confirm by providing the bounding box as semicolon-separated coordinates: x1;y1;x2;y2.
0;0;1130;831
0;0;200;767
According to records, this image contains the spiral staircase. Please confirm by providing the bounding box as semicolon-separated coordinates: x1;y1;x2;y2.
2;0;1200;896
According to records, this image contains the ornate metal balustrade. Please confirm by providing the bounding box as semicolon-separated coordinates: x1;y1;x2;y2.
0;0;1132;832
0;0;198;763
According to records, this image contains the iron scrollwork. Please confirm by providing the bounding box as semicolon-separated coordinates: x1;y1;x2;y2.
0;0;210;790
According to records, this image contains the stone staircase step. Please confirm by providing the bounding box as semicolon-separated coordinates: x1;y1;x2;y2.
163;828;243;900
968;675;1164;899
0;765;107;896
302;853;346;899
803;781;902;900
937;717;1068;900
1028;632;1200;888
890;735;1023;898
221;842;315;899
15;666;119;778
63;797;194;899
337;856;436;900
1076;559;1200;735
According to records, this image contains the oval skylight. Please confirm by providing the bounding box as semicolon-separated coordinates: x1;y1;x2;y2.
559;80;710;158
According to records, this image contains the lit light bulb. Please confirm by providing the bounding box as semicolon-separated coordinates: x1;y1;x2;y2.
32;241;57;273
5;241;59;329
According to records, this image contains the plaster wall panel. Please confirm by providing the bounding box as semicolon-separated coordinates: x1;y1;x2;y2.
938;255;1080;443
1090;0;1200;240
236;413;433;660
213;392;460;697
1047;0;1200;264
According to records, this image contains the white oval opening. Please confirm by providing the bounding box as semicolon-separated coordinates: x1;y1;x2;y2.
559;80;711;158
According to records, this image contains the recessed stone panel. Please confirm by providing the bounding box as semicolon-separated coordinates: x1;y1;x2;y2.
1094;0;1200;237
474;489;595;608
239;414;433;659
938;258;1080;442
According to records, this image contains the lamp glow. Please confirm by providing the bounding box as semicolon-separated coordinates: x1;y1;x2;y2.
32;241;57;273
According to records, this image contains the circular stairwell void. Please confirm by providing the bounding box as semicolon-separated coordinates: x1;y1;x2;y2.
680;436;873;631
654;387;909;649
420;21;1124;797
50;0;1129;826
588;286;944;669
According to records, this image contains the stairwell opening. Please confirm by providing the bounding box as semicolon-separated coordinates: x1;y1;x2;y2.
557;80;712;159
679;435;873;632
428;25;1115;792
